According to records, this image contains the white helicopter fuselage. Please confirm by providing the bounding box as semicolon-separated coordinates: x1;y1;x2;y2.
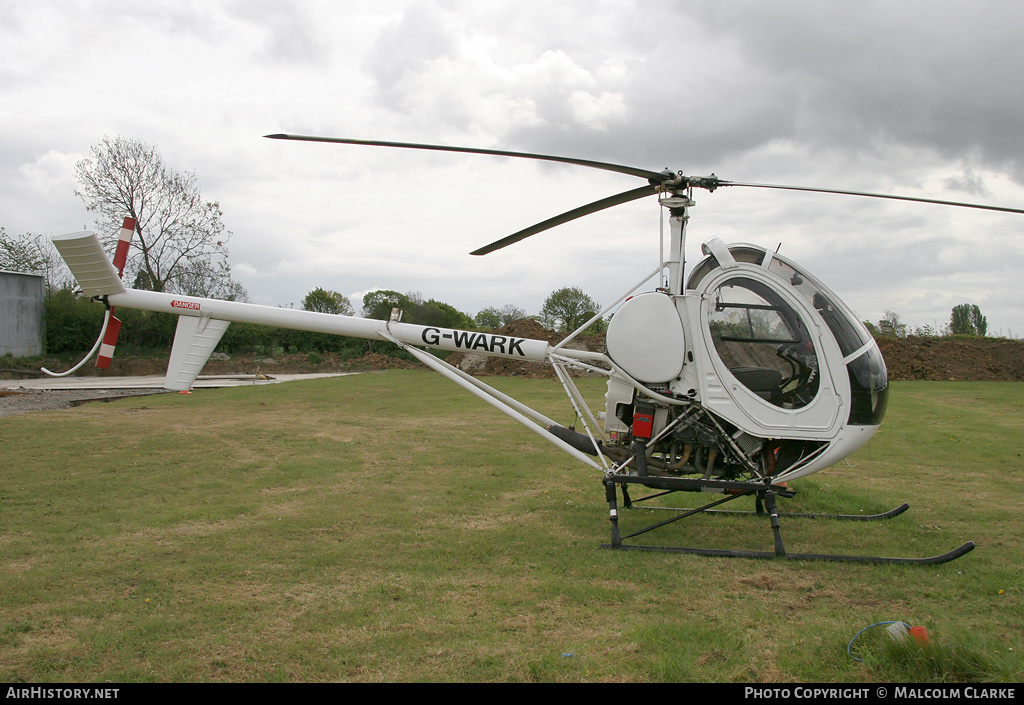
53;227;886;486
601;236;887;484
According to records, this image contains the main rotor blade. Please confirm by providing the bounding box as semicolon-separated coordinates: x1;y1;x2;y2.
470;184;658;256
264;133;669;183
719;180;1024;215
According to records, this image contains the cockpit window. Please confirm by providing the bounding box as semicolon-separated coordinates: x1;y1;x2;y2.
765;257;872;357
708;277;819;408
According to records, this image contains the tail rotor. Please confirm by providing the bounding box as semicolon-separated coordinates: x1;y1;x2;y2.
42;217;135;376
97;217;135;369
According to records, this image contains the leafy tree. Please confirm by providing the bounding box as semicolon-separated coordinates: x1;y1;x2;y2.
477;304;528;329
362;289;410;319
950;303;987;336
361;289;472;328
303;287;354;315
475;306;502;329
540;286;603;333
877;310;908;338
426;299;475;330
74;135;242;298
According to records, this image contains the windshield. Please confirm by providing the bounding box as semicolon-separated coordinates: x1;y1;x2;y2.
846;346;889;425
765;256;872;358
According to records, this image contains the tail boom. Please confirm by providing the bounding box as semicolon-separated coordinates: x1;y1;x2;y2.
108;287;557;363
53;230;607;389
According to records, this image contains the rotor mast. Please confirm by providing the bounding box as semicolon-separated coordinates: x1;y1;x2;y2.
660;194;692;296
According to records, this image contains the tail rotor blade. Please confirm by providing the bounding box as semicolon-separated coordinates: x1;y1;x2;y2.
112;216;136;277
471;185;658;255
96;313;123;370
101;218;132;369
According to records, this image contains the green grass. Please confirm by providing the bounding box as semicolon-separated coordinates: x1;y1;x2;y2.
1;374;1021;682
847;622;1012;682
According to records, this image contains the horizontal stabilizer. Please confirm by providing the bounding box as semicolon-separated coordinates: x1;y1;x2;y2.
165;315;231;391
52;231;126;298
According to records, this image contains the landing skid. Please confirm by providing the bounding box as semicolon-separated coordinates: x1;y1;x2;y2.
600;475;975;565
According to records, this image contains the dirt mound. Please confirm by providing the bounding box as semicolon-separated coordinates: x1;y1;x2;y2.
875;336;1024;381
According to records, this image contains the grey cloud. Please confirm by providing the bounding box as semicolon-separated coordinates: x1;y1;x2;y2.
362;2;466;112
220;1;333;66
361;1;1024;182
944;170;989;196
685;1;1024;175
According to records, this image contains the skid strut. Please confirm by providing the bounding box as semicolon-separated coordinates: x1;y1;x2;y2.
600;475;975;565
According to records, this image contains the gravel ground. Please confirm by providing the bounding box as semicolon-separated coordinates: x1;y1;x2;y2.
0;388;169;418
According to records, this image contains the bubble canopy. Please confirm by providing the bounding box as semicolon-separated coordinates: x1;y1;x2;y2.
688;243;888;426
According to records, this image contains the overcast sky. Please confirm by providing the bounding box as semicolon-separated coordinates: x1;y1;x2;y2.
3;0;1023;336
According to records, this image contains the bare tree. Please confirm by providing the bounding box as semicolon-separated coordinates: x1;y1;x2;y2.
74;136;240;297
498;304;527;326
0;228;73;292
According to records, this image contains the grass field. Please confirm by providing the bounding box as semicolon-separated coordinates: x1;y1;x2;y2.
1;371;1021;682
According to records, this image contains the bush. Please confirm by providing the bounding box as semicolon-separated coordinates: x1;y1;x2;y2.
43;290;104;353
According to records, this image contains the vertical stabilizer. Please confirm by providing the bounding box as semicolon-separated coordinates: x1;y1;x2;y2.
165;316;231;391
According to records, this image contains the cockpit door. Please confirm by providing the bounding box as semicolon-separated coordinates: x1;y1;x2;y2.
693;267;848;439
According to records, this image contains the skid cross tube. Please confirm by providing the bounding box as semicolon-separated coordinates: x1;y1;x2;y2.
600;475;975;564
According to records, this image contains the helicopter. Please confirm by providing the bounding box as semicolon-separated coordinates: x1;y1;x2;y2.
48;134;1024;565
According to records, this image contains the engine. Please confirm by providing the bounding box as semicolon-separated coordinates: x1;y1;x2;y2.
600;382;826;483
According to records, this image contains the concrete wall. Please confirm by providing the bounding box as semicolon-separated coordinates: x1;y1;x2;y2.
0;271;45;356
